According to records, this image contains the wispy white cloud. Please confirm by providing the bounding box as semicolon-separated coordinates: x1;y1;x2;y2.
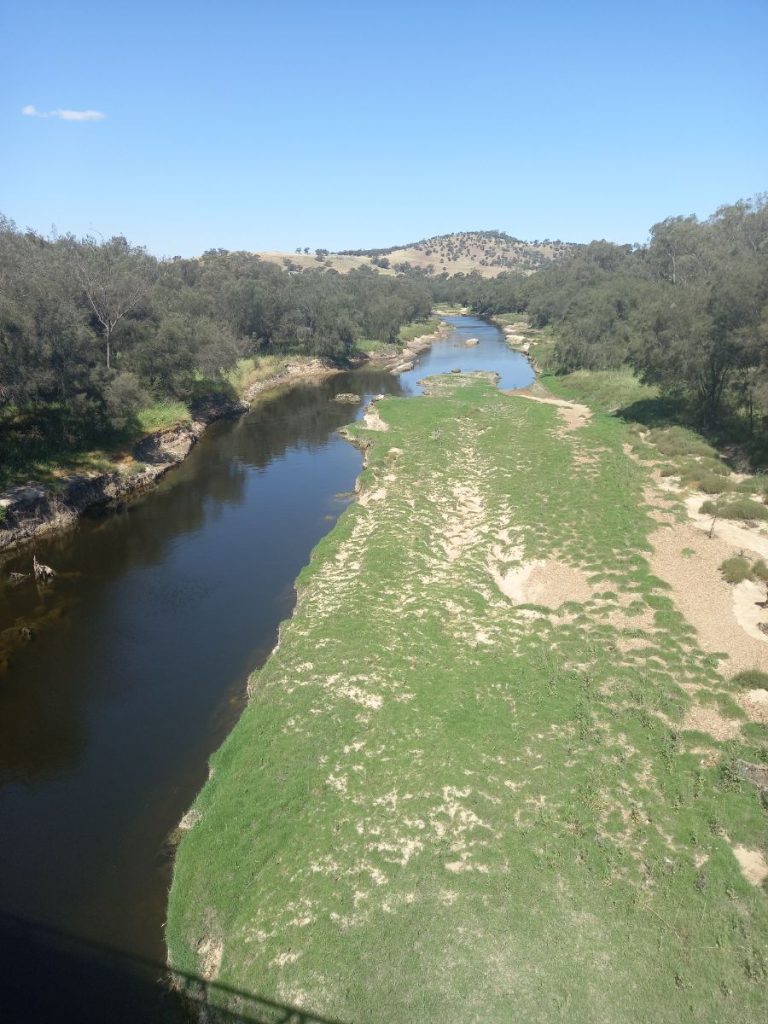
22;104;106;122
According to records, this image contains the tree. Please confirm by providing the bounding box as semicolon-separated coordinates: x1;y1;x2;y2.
68;235;157;369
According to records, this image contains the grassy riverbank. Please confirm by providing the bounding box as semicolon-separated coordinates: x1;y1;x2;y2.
168;371;768;1023
0;321;443;493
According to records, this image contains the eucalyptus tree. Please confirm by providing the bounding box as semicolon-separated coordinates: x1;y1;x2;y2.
66;234;158;370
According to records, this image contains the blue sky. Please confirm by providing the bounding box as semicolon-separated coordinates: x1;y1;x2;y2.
2;0;766;256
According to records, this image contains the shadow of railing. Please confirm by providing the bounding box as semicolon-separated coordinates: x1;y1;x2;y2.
0;912;346;1024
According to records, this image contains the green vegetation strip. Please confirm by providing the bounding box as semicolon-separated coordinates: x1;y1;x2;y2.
168;373;768;1023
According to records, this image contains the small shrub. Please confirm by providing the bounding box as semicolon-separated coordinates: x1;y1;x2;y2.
676;457;729;478
694;473;732;495
732;669;768;690
752;559;768;582
701;498;768;522
698;459;730;477
720;556;752;584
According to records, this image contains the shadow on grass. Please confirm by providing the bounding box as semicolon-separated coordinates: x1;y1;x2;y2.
615;396;682;430
615;396;768;467
0;912;345;1024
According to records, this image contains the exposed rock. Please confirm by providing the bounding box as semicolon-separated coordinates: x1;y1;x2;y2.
333;393;361;404
465;338;479;347
243;358;340;402
0;421;211;553
134;420;205;466
390;361;414;375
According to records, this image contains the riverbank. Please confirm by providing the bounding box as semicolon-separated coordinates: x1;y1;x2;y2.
0;326;448;555
167;368;768;1023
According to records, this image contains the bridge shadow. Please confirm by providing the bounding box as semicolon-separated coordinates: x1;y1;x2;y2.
0;912;345;1024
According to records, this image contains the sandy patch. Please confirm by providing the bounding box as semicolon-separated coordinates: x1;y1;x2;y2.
197;937;223;981
682;704;741;741
731;844;768;886
362;404;388;432
489;558;593;608
508;391;592;433
733;580;768;643
358;486;387;508
738;687;768;724
440;483;485;562
684;495;768;557
648;520;768;674
178;807;202;831
525;560;594;606
489;559;543;602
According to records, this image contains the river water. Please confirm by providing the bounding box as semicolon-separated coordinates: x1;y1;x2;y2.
0;316;532;1021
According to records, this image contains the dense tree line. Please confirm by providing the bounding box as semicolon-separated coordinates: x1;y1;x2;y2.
0;217;431;459
431;197;768;430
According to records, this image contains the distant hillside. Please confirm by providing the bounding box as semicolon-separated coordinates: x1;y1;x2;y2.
255;230;578;278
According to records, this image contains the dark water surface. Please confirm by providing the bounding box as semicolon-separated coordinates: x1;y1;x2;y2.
0;317;532;1021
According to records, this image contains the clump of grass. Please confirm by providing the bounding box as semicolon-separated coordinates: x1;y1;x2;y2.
674;457;730;479
735;475;768;496
732;669;768;690
720;556;753;584
135;401;191;434
648;426;717;459
692;472;732;494
701;497;768;522
658;456;732;493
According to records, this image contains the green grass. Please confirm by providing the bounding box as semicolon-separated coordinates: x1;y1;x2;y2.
135;400;191;433
736;475;768;496
353;337;392;355
546;367;657;412
647;426;719;459
397;317;441;344
227;355;296;395
693;471;733;494
168;372;768;1024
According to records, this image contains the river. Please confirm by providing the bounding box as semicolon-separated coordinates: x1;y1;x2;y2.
0;316;533;1021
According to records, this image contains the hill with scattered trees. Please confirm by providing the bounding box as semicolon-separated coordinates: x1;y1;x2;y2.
256;230;578;278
